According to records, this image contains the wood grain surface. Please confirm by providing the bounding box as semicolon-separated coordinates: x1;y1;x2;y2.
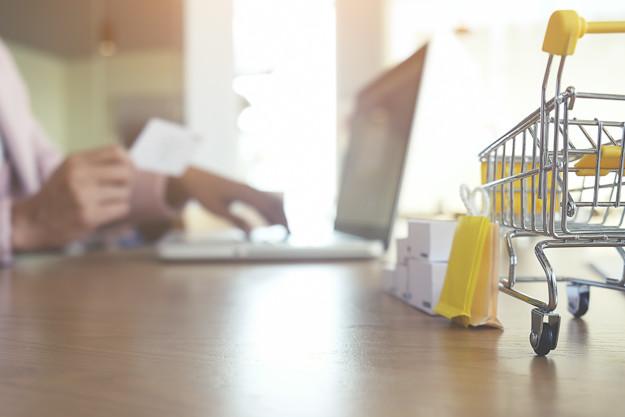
0;249;624;417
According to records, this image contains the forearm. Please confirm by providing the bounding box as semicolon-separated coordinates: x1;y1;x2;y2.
165;174;190;210
164;167;210;208
120;172;188;241
128;170;185;223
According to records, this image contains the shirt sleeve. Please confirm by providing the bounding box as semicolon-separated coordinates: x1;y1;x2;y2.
31;121;63;180
0;149;13;267
0;198;12;267
128;170;181;223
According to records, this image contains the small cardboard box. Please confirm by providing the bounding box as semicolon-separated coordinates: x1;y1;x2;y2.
395;264;409;300
382;267;396;294
396;238;410;265
407;219;456;262
407;258;447;315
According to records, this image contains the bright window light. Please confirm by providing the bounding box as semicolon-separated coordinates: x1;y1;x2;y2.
388;0;625;216
232;0;337;233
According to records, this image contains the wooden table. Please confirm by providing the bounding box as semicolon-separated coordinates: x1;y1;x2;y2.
1;249;624;417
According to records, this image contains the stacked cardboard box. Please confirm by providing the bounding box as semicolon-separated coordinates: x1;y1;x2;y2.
383;219;456;315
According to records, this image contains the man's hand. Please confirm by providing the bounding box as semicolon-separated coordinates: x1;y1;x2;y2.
168;167;289;234
11;145;134;250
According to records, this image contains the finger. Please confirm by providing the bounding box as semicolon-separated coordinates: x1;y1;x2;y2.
92;201;131;225
264;194;289;230
88;165;134;186
259;205;288;229
94;185;132;205
76;183;130;206
272;208;290;233
84;145;130;165
247;192;290;231
74;200;130;230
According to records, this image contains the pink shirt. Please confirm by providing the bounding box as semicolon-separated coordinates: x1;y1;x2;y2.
0;40;175;265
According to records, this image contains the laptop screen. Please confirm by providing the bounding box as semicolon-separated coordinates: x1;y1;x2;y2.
334;45;427;248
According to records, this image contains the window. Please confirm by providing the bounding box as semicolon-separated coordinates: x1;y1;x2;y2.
232;0;337;232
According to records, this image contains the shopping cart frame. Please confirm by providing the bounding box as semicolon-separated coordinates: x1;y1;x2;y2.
478;10;625;355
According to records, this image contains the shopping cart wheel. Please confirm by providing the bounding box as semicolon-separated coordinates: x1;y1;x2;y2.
567;283;590;318
530;323;556;356
529;309;560;356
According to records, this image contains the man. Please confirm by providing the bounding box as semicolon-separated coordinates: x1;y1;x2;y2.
0;40;287;266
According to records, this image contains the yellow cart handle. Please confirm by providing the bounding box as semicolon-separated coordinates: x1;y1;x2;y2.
543;10;625;56
587;21;625;34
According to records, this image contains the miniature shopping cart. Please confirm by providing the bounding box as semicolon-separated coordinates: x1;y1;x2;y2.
479;10;625;355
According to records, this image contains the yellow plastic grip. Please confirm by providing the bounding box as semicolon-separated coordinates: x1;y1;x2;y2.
542;10;625;56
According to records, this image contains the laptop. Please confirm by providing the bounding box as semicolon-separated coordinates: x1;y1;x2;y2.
157;44;428;261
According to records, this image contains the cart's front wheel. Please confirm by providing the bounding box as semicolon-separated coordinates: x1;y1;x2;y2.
567;283;590;318
530;323;556;356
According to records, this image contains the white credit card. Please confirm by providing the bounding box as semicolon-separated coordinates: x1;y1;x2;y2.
130;118;200;176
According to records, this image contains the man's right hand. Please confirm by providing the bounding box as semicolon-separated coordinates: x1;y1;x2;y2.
11;145;134;251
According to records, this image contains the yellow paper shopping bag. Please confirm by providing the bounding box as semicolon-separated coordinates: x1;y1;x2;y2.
434;216;502;329
462;222;501;328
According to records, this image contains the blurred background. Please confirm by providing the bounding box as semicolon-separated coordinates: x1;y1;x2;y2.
2;0;625;232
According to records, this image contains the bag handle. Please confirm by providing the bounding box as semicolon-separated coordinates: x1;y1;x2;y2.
460;185;490;217
543;10;625;56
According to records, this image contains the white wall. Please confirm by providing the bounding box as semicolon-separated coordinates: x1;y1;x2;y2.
184;0;237;177
336;0;386;105
336;0;386;151
6;40;183;153
66;50;183;152
64;56;108;152
8;41;68;149
105;51;183;98
182;0;386;180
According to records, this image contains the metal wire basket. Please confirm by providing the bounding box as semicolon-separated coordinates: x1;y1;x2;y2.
478;10;625;355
